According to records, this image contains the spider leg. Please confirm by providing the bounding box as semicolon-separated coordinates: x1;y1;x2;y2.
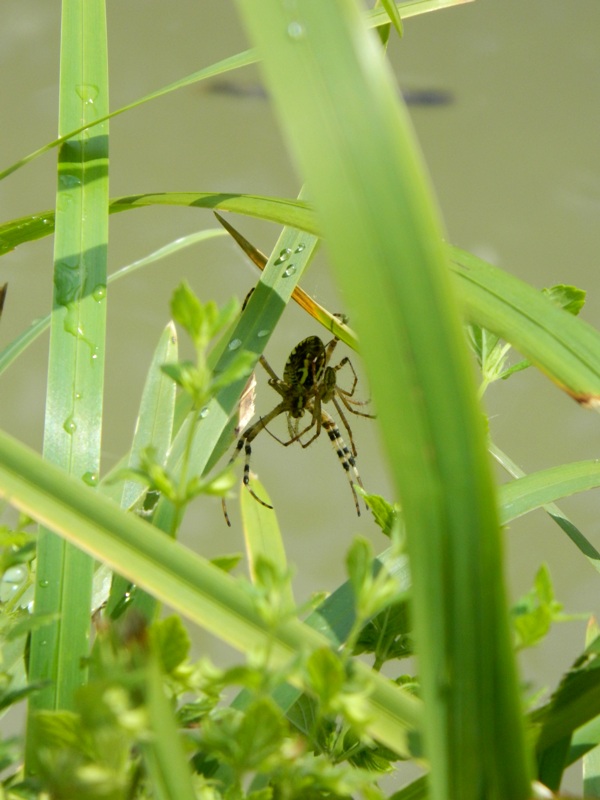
331;396;359;458
259;354;281;383
222;401;287;526
336;387;376;418
324;336;340;363
263;411;318;447
296;396;322;448
321;408;363;516
333;355;376;418
333;355;357;396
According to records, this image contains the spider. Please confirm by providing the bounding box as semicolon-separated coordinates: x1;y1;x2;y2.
222;334;374;526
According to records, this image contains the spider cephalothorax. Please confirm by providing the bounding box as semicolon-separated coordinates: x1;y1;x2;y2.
222;334;374;525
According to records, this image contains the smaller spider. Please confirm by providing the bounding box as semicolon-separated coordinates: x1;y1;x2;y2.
222;334;374;525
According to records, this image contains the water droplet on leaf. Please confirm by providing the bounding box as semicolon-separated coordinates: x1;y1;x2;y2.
287;21;306;39
92;284;106;301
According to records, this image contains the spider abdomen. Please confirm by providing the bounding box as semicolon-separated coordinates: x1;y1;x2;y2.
283;335;326;392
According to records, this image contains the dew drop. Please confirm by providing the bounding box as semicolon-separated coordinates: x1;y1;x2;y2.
283;264;297;278
82;471;98;487
274;248;292;265
228;338;242;351
199;407;210;419
257;329;270;338
75;83;99;105
59;173;81;189
92;284;106;302
63;415;77;434
38;579;50;589
294;243;306;253
74;392;82;400
287;21;306;39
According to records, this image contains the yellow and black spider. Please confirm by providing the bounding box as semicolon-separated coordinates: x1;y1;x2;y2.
222;334;374;525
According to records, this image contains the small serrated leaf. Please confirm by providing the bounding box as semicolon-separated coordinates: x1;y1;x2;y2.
542;284;586;316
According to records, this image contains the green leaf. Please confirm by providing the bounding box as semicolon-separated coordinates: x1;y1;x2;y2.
150;616;191;674
161;361;206;402
362;492;401;539
511;565;565;650
379;0;403;36
209;351;256;396
170;281;207;344
542;284;586;316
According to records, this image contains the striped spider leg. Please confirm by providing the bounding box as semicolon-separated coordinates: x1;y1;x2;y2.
267;399;365;516
222;399;287;527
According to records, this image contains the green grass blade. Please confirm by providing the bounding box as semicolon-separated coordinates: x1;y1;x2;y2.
0;428;422;756
451;246;600;403
493;443;600;572
121;322;178;510
7;195;600;407
241;477;295;612
235;2;530;798
0;194;314;257
106;323;178;617
27;0;109;731
499;461;600;525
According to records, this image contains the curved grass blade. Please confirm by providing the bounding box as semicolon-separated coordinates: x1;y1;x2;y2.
493;443;600;572
0;194;315;257
451;246;600;405
8;195;600;412
0;427;422;756
499;460;600;526
235;2;530;798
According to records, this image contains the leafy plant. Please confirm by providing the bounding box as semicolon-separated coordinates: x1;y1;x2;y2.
1;1;600;799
